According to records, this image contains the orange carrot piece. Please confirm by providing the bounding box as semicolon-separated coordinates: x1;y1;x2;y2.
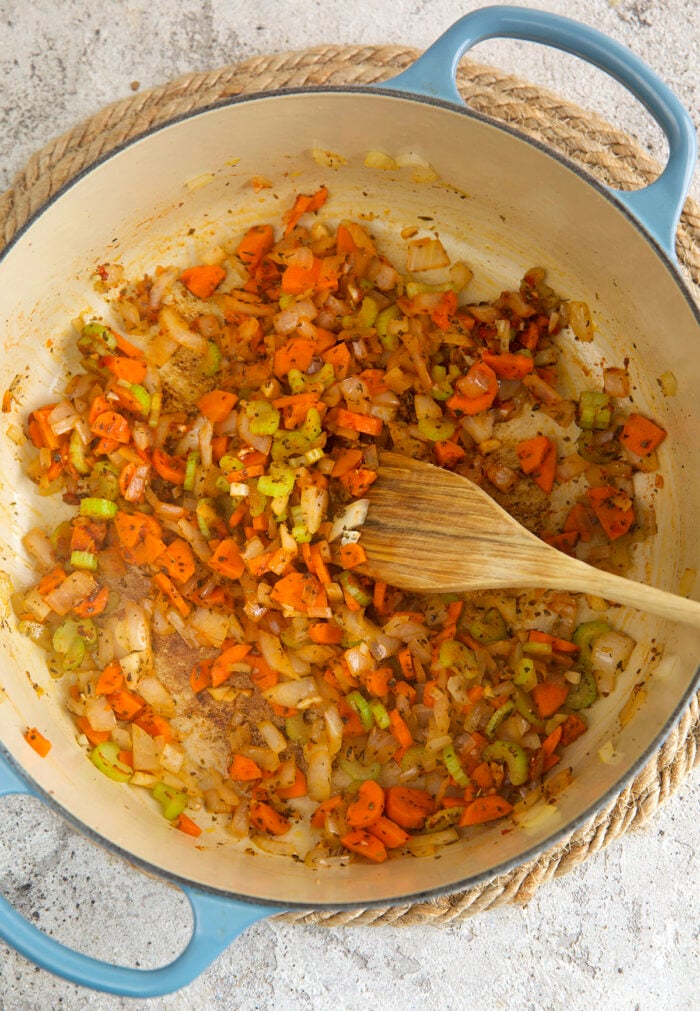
273;338;316;377
586;485;635;540
107;688;146;721
276;768;308;799
528;630;579;654
619;413;667;457
38;566;67;597
180;264;226;299
531;681;570;718
470;761;494;790
338;543;367;569
311;795;343;829
447;362;498;415
249;800;291;836
282;186;329;236
230;754;263;781
196;389;238;423
308;621;344;645
210;642;252;687
459;795;513;826
117;750;134;768
190;659;213;694
322;342;352;380
24;727;51;757
89;410;131;444
481;351;535;380
208;538;246;580
340;828;387;863
151;448;186;485
365;666;392;698
517;435;556;493
101;355;147;385
434;440;466;468
397;647;416;681
338;467;377;497
153;572;191;617
388;709;413;749
367;816;410;849
335;408;383;436
270;570;328;613
134;706;172;743
175;813;203;838
345;780;385;829
95;662;123;696
560;713;588;747
236;224;274;271
385;786;433;830
564;502;596;543
75;716;111;746
158;538;196;584
73;584;110;618
542;724;563;757
331;448;364;477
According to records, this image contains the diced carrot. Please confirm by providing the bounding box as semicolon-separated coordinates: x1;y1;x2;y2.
89;411;131;444
247;653;278;691
434;440;466;468
180;264;226;300
367;816;410;849
311;794;343;829
542;724;563;757
393;680;417;704
276;768;308;800
322;342;352;380
152;448;186;485
38;566;67;597
117;751;134;768
338;543;367;569
175;813;203;838
397;647;416;681
470;761;494;790
282;186;329;237
338;467;377;497
365;666;392;697
481;351;535;380
210;642;252;687
75;716;111;746
158;538;196;584
340;828;387;863
459;795;513;826
249;800;291;835
528;630;579;654
560;713;588;747
101;355;147;385
331;448;364;477
345;780;386;829
208;538;246;580
273;338;316;377
388;709;413;749
447;362;498;416
24;727;51;757
619;413;667;457
107;688;146;721
517;435;556;493
236;224;274;272
153;572;191;617
73;584;110;618
531;681;570;719
335;408;383;437
270;570;328;613
230;754;263;781
190;659;212;694
95;661;123;696
196;389;238;423
385;786;433;830
134;706;172;743
586;485;635;540
308;621;344;645
564;502;596;543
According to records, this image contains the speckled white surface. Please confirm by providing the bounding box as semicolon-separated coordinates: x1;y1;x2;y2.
0;2;699;1008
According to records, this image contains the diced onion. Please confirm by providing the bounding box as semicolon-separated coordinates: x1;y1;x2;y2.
590;630;635;676
159;306;207;354
263;677;321;709
329;499;369;542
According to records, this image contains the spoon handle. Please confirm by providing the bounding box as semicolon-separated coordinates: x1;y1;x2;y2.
543;552;700;627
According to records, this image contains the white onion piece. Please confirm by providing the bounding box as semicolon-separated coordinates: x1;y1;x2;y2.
274;299;317;334
590;630;636;676
258;630;297;677
263;677;321;709
44;572;97;616
461;411;494;445
85;696;117;732
131;724;163;771
258;720;287;754
324;705;344;755
159;306;207;354
22;528;56;570
406;237;449;272
328;499;369;542
149;267;178;310
47;400;78;435
300;485;328;535
382;616;427;642
137;676;176;718
304;742;332;801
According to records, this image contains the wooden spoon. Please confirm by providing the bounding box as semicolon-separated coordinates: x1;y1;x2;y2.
359;452;700;628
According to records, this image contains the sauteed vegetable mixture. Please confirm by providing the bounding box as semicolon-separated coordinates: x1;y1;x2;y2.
16;186;666;863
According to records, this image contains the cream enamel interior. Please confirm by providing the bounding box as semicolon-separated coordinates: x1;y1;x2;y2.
0;91;698;907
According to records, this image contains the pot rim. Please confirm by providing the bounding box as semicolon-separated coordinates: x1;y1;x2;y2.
1;82;699;909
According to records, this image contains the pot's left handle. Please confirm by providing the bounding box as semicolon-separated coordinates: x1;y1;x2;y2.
384;4;697;260
0;756;280;997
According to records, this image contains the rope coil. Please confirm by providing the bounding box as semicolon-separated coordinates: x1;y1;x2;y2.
1;44;698;925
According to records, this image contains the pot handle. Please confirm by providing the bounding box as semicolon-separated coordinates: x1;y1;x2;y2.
385;4;697;260
0;755;280;997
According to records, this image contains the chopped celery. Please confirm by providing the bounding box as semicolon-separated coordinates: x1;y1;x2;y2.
195;498;217;539
513;687;545;730
287;369;307;394
424;807;463;832
129;384;151;415
90;741;132;783
337;571;371;607
573;620;611;670
219;455;242;475
257;462;295;498
437;639;476;677
74;618;97;646
368;699;391;730
417;416;456;442
78;321;117;354
70;550;98;571
285;714;309;743
291;524;312;543
152;782;189;821
578;390;611;431
346;691;373;731
246;400;281;436
337;757;381;781
203;340;222;376
79;496;118;520
68;429;90;475
183;451;199;492
514;656;537;692
400;744;426;771
482;739;529;786
442;743;469;788
357;295;378;328
566;669;598;710
52;619;85;670
485;699;514;738
522;639;552;657
468;607;507;644
148;390;162;429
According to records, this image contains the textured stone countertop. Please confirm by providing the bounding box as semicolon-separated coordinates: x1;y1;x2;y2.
0;2;698;1008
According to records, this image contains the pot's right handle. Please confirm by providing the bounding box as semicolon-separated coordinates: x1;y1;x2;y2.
0;753;280;997
386;4;697;261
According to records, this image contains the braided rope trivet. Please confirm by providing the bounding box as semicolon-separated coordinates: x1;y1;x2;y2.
1;44;698;927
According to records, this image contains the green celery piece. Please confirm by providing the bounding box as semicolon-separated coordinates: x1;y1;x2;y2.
442;743;469;788
79;497;118;520
203;340;222;376
417;416;456;442
246;400;281;435
90;741;132;783
346;691;373;731
566;669;598;710
152;782;189;820
468;607;507;644
485;700;514;738
482;740;529;786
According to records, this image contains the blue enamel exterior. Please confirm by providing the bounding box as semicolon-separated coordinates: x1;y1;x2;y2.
0;5;695;997
386;5;697;260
